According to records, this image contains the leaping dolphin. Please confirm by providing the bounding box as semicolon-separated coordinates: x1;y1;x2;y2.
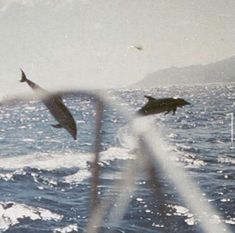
20;69;77;140
137;95;190;116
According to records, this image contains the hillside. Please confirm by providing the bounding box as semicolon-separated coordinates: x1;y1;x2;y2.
131;56;235;88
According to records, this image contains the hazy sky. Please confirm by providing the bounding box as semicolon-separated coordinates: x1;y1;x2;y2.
0;0;235;97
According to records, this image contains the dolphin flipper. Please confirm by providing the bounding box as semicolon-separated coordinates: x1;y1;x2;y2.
51;124;63;128
165;108;176;115
172;107;177;115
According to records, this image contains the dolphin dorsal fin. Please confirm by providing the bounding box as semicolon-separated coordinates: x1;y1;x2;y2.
144;95;156;102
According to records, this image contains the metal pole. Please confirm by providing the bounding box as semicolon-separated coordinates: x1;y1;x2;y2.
90;99;104;212
227;112;234;149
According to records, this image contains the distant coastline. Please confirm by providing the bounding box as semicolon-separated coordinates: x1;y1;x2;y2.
130;56;235;88
127;81;235;90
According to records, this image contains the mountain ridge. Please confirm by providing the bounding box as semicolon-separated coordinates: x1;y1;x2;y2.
131;56;235;88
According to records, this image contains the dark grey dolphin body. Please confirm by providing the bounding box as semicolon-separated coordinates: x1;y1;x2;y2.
20;69;77;140
137;95;190;116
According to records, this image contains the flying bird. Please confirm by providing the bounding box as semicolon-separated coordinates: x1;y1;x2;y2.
133;45;143;51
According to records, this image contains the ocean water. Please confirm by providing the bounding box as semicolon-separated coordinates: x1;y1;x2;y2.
0;84;234;233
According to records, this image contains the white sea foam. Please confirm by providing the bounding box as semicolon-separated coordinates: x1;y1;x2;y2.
0;147;135;184
116;124;138;149
225;218;235;225
0;153;88;170
183;211;235;227
167;204;195;226
177;154;206;168
64;147;135;183
0;173;14;181
22;138;36;142
218;156;235;165
0;202;62;231
117;123;206;170
53;224;78;233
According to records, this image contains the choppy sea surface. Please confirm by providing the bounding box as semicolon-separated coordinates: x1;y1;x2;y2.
0;84;234;233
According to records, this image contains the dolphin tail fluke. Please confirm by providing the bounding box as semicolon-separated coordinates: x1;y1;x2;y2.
20;69;27;82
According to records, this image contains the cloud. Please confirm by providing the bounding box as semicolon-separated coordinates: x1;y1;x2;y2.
0;0;33;12
0;0;89;14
